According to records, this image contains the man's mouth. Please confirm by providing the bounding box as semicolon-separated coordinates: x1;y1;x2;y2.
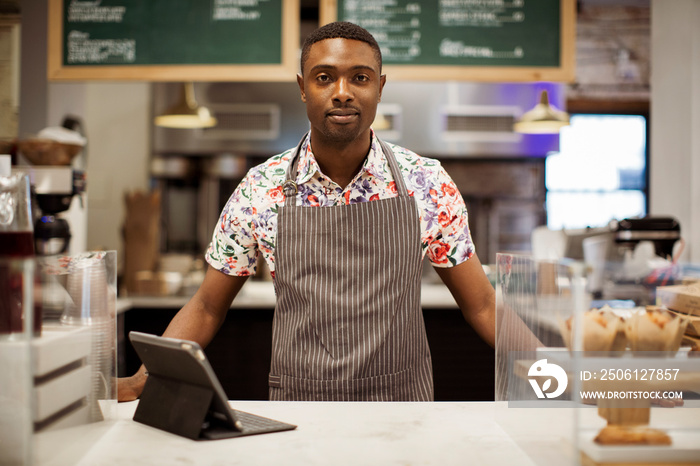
327;109;359;123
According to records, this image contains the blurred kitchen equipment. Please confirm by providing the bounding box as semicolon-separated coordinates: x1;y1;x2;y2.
0;156;41;336
539;217;683;305
150;154;245;256
25;167;86;256
0;140;16;163
582;234;611;298
131;270;183;296
17;126;86;166
0;155;34;256
560;217;681;263
531;225;567;261
17;119;88;256
611;216;681;260
603;216;682;304
158;252;195;276
17;139;82;166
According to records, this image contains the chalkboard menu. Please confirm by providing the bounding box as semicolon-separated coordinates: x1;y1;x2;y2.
48;0;299;81
320;0;575;82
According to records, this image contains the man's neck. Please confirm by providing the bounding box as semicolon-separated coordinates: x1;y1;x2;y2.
309;131;372;189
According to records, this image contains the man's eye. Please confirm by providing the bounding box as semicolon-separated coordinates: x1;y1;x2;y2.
356;75;370;82
316;75;331;82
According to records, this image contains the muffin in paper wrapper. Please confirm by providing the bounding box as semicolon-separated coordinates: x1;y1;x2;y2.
560;306;627;352
625;307;688;352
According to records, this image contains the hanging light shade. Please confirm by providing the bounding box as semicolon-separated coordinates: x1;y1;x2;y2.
154;82;217;129
513;90;569;134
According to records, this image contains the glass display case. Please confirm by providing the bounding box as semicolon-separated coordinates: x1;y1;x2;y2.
494;253;700;466
0;251;118;465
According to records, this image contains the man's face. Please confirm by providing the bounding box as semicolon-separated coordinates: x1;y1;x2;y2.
297;38;386;146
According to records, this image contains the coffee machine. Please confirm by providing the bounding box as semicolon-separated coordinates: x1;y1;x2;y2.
23;167;86;256
568;216;682;303
603;216;682;303
610;216;681;260
16;117;88;256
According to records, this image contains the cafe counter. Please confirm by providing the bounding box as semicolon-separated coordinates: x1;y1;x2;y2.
37;399;700;466
36;400;563;466
116;281;462;311
117;281;495;402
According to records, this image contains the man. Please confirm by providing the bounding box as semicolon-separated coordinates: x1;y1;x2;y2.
119;21;495;402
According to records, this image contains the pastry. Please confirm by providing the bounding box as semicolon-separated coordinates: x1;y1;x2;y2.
594;425;672;446
560;306;626;352
626;306;688;352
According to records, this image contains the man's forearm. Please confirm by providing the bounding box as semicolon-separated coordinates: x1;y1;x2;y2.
434;255;496;347
160;266;249;348
461;296;496;347
161;297;228;349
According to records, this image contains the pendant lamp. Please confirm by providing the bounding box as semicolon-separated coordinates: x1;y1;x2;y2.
154;82;217;129
513;90;569;134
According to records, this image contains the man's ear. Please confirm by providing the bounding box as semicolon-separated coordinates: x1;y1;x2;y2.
297;74;306;103
378;74;387;102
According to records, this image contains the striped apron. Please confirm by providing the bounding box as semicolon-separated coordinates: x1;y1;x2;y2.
268;136;434;401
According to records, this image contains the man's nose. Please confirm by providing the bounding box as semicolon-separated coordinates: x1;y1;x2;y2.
332;78;353;103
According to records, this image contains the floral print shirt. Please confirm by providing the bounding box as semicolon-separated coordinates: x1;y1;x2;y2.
205;131;475;277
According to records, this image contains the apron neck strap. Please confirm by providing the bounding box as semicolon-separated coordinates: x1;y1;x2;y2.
377;138;409;197
283;133;408;207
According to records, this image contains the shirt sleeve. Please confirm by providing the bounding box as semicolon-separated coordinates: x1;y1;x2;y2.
205;172;259;276
425;167;476;268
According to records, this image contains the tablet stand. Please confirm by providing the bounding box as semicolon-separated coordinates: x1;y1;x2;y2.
134;374;222;440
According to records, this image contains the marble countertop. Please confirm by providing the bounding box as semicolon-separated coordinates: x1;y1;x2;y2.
31;399;700;465
38;401;546;466
117;281;459;313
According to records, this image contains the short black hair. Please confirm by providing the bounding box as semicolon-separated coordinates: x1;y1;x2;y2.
300;21;382;75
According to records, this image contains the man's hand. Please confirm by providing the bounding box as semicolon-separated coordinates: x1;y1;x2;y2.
117;367;148;402
655;398;684;408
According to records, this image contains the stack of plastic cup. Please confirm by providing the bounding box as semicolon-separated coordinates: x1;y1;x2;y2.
61;256;112;421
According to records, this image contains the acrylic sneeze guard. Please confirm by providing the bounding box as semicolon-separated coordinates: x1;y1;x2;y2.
493;253;700;466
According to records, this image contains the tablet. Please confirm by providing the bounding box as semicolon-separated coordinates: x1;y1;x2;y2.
128;331;296;440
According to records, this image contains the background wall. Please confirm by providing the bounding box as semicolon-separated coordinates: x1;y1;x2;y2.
650;0;700;263
19;0;150;265
14;0;700;265
81;82;150;252
569;0;650;102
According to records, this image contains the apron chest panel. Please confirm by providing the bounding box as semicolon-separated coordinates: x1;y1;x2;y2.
269;136;434;401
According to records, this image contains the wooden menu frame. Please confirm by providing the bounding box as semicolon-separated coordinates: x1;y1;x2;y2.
319;0;576;82
47;0;299;82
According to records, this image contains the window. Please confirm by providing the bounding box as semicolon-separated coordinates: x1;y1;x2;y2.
545;114;647;230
